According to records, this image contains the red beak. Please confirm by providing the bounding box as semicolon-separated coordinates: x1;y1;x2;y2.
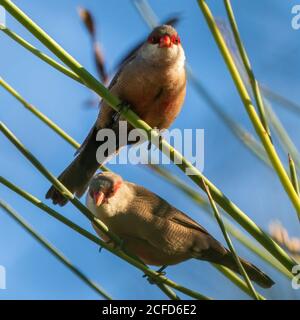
93;191;105;207
159;35;172;48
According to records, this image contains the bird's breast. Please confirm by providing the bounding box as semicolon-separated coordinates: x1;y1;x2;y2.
117;59;186;129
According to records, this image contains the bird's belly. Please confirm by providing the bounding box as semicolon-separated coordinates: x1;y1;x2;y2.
121;236;190;266
119;70;186;130
93;222;189;266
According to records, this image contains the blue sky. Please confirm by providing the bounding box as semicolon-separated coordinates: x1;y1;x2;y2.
0;0;300;299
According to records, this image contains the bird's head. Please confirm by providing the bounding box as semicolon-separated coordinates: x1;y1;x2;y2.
88;172;123;207
139;25;185;66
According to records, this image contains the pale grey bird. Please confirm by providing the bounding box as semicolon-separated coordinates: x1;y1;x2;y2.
46;25;186;206
86;172;275;289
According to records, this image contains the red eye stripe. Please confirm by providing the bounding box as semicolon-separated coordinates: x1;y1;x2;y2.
171;35;181;45
148;35;181;45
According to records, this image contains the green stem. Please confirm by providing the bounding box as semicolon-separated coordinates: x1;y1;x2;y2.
223;0;271;140
265;101;300;169
288;154;300;197
262;85;300;117
0;177;206;300
0;77;110;172
0;200;112;300
0;25;84;85
202;179;260;300
197;0;300;236
0;0;296;274
0;77;79;149
187;70;271;167
213;265;264;300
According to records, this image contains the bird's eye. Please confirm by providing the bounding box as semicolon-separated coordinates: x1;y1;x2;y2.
171;35;181;45
147;36;158;44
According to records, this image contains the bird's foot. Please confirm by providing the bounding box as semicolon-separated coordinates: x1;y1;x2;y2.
112;102;131;123
143;265;168;284
98;239;124;253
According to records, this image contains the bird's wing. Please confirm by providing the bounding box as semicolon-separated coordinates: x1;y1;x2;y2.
95;49;140;130
108;50;139;90
76;50;139;156
130;182;210;235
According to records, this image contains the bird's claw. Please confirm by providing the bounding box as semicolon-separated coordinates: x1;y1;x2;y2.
98;239;124;253
112;102;131;123
143;266;168;284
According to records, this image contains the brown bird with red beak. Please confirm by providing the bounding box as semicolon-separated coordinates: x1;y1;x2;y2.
86;172;275;289
46;25;186;205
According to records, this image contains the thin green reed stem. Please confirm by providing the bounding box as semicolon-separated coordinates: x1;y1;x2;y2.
0;177;265;300
0;77;111;171
0;77;79;148
262;85;300;117
187;70;271;168
0;0;295;273
225;0;300;216
223;0;271;140
197;0;300;222
212;265;264;300
0;25;84;85
288;154;300;198
202;179;260;300
0;200;112;300
265;101;300;169
0;177;205;300
148;165;291;279
156;284;181;300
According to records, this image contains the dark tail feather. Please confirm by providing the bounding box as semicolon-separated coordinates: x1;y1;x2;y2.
46;125;111;206
218;252;275;288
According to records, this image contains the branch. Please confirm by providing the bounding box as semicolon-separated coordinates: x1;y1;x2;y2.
0;200;112;300
197;0;300;221
0;0;295;273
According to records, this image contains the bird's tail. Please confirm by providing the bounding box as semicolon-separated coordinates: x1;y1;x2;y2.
206;250;274;288
46;125;115;206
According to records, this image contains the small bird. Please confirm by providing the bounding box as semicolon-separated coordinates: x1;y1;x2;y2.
86;172;274;288
46;25;186;205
